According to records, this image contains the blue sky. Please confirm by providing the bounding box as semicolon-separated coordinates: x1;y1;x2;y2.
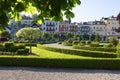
70;0;120;22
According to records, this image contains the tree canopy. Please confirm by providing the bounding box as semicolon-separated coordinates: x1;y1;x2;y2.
0;0;81;26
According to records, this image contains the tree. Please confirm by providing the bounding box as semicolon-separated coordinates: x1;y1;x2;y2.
110;38;119;47
0;30;11;39
0;0;81;26
16;27;41;54
75;34;80;40
52;33;59;41
42;32;50;41
66;33;72;40
95;33;100;42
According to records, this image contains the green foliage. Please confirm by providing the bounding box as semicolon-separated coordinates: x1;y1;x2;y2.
1;56;120;69
66;33;73;40
25;43;37;46
62;42;72;46
95;33;100;42
37;45;116;58
52;33;59;41
16;27;41;40
86;40;91;45
0;30;11;39
3;42;14;48
110;38;119;47
0;0;81;26
72;40;79;45
73;45;116;52
42;32;50;41
116;43;120;57
58;42;62;44
90;42;99;47
79;40;85;46
103;44;113;48
0;43;26;54
17;49;29;55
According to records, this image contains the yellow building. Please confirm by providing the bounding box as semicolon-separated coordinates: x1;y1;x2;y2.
101;16;120;40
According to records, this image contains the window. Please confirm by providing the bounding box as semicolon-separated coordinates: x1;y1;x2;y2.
97;27;99;30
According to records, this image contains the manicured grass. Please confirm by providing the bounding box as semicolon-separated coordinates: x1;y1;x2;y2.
32;47;90;59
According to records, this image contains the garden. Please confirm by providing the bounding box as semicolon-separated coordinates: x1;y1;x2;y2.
0;28;120;70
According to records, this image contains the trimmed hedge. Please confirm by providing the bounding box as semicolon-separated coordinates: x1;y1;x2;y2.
37;45;116;58
62;42;72;46
73;45;116;52
17;49;29;55
25;43;37;46
90;42;99;47
0;56;120;69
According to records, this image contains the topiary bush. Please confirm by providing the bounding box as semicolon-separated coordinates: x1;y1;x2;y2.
86;40;91;45
110;38;119;47
73;45;116;52
116;43;120;58
37;44;116;58
62;42;72;46
90;42;99;47
72;40;79;45
103;43;113;48
17;49;29;55
79;40;85;46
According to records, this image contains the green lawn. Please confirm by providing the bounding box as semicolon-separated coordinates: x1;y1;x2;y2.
32;47;90;59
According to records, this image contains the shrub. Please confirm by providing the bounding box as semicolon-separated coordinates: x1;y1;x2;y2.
73;45;116;52
103;43;113;48
79;40;85;46
17;49;29;55
25;43;37;46
16;44;26;49
86;41;91;45
1;57;120;69
72;40;79;45
110;39;119;47
67;38;74;43
90;42;99;47
116;43;120;57
58;42;62;44
3;42;14;48
62;42;72;46
37;45;116;58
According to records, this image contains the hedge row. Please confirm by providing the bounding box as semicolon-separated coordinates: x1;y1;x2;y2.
0;56;120;69
73;45;116;52
37;45;116;58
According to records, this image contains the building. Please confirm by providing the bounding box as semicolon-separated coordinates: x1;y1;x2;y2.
69;23;78;35
101;16;120;40
41;19;59;34
78;22;92;40
59;20;69;40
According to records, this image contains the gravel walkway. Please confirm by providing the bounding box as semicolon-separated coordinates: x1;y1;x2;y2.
0;67;120;80
43;43;72;49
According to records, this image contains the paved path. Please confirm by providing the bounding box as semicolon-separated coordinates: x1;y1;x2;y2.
43;43;72;49
0;67;120;80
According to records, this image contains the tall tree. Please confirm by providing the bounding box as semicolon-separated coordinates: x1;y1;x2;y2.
95;33;100;42
0;0;81;26
16;27;41;54
52;33;59;41
66;32;72;40
42;32;50;41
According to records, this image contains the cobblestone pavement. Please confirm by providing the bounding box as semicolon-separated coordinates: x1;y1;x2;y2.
0;67;120;80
